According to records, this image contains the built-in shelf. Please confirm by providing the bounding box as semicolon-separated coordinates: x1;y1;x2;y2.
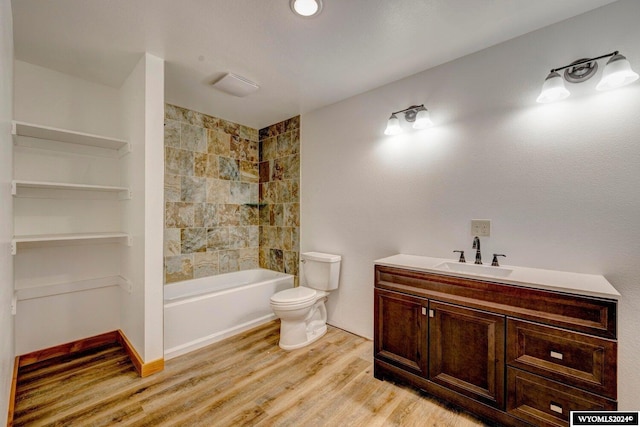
15;275;132;302
12;120;130;154
11;232;132;255
11;180;131;199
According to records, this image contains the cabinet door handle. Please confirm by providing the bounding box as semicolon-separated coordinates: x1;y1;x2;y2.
421;307;426;316
550;403;563;414
429;309;434;318
550;350;563;360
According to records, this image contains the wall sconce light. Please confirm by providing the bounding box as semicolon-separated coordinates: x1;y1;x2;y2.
537;50;638;103
384;104;433;135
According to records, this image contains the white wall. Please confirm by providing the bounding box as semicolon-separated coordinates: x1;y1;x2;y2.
120;55;146;360
142;54;165;362
13;60;123;138
15;287;121;353
119;53;165;362
301;0;640;410
0;0;13;420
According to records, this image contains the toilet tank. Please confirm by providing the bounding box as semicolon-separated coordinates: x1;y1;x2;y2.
301;252;341;291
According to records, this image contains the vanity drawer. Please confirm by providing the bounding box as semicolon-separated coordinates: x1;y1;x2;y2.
507;368;616;427
507;319;617;399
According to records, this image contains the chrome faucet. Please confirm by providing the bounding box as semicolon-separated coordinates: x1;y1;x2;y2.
472;236;482;264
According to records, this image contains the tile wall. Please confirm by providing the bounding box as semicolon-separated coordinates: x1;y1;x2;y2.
258;117;301;284
164;104;300;285
164;104;260;283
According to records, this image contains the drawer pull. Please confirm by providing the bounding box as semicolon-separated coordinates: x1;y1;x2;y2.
550;350;563;360
550;403;563;414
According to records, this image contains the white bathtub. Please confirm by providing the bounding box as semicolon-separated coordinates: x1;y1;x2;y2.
163;268;293;359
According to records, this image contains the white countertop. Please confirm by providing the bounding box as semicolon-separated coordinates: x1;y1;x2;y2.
375;254;620;300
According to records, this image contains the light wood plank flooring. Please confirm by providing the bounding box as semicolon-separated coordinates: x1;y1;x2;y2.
13;321;489;426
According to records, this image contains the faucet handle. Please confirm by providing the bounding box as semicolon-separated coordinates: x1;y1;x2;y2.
453;250;466;263
491;254;506;267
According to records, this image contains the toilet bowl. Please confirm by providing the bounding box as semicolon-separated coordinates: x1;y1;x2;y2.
270;252;341;350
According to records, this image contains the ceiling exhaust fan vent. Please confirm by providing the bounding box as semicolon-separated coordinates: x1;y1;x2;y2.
212;73;260;97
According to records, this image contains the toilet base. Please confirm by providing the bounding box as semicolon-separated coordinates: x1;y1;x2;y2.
279;323;327;350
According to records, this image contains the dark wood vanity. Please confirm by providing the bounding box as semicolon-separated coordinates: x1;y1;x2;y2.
374;263;618;427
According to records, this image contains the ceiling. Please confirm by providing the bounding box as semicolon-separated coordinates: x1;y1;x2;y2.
12;0;617;129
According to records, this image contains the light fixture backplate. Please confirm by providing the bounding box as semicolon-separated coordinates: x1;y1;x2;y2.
404;109;417;122
564;58;598;83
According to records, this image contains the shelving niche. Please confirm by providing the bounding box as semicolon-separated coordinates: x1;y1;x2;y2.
12;120;132;299
12;180;131;198
12;121;130;153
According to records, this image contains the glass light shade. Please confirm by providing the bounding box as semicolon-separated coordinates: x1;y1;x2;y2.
291;0;321;17
596;54;639;91
412;109;433;129
536;71;570;103
384;114;402;135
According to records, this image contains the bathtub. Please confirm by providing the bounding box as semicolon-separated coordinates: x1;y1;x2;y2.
164;268;294;359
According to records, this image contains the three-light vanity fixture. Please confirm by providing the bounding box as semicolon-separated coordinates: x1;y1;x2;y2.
537;50;638;103
384;104;433;135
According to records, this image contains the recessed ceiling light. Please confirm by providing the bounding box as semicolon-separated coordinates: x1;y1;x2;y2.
290;0;323;17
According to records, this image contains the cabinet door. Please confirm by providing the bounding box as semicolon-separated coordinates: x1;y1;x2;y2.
374;289;428;377
429;301;505;408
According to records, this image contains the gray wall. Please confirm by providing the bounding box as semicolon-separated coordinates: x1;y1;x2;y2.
301;1;640;409
0;0;13;419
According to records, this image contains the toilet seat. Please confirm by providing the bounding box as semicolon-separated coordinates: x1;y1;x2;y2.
270;287;317;306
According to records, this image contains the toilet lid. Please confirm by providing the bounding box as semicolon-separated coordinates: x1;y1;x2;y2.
271;287;316;304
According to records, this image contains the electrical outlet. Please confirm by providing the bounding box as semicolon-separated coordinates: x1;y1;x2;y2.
471;219;491;237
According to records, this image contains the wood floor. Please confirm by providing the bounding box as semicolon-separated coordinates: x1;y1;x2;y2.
13;321;489;426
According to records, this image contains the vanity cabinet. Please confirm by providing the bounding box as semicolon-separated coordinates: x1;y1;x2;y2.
374;264;617;427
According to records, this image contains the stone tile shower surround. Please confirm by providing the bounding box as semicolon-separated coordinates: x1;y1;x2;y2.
259;117;301;284
163;104;300;285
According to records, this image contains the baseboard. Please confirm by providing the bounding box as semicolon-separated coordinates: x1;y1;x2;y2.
17;331;120;367
116;330;164;377
6;356;19;427
15;330;164;375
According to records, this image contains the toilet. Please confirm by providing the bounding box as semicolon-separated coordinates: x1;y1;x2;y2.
270;252;341;350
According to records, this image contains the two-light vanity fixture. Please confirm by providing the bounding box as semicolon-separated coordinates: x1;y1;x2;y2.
384;104;433;135
537;50;638;103
383;51;637;134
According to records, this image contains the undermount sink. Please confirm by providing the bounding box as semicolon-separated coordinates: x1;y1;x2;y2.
434;262;513;278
